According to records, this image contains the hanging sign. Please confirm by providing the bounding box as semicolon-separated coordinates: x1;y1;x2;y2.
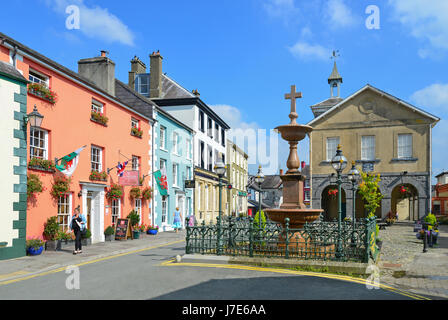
185;180;195;188
118;170;140;186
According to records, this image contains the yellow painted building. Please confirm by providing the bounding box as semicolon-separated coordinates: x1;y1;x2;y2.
307;63;439;220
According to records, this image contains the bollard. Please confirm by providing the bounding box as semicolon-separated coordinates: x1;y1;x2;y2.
423;225;428;253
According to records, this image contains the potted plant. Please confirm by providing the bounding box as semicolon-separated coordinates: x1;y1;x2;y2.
26;238;46;256
104;226;115;241
127;210;140;239
147;225;159;235
424;213;439;246
81;229;92;246
43;216;61;250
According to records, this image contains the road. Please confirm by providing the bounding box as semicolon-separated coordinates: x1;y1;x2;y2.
0;240;429;300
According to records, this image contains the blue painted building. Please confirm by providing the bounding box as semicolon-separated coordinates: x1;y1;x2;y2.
152;108;194;231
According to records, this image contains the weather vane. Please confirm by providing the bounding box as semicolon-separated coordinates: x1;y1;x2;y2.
330;50;340;61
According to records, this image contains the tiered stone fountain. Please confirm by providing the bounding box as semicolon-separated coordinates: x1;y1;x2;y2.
265;85;323;231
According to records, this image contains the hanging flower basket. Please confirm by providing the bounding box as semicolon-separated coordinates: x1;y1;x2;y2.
142;187;152;200
27;173;44;200
107;183;123;200
50;176;71;199
129;187;142;199
328;189;338;199
28;83;58;104
399;185;411;198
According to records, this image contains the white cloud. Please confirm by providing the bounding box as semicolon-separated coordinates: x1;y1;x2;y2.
45;0;135;46
324;0;357;28
288;41;331;61
263;0;300;24
411;83;448;112
389;0;448;57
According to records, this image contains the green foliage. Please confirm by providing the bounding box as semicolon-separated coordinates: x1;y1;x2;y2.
129;187;142;199
82;229;92;239
104;226;115;236
27;173;43;197
142;187;152;200
107;183;123;200
424;213;437;226
357;171;384;218
28;157;56;171
253;210;266;230
50;176;71;199
26;238;45;250
43;216;60;240
127;210;140;227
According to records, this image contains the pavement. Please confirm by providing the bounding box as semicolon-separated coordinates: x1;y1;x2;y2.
0;231;186;284
378;221;448;299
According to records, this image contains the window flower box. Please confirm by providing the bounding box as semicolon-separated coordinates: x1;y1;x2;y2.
131;127;143;138
89;170;108;182
28;83;57;104
28;158;56;173
90;111;108;126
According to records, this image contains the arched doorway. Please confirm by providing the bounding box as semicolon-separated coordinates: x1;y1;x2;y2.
391;184;418;221
354;189;382;219
321;185;346;221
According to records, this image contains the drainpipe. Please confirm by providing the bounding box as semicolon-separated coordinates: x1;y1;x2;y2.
11;45;18;67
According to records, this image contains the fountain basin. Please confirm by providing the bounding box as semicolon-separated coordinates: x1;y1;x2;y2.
265;208;323;229
275;124;313;142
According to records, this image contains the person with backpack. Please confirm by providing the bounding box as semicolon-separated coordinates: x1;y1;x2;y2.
71;206;86;254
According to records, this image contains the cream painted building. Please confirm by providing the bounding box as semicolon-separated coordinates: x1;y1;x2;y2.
308;62;439;220
226;140;249;216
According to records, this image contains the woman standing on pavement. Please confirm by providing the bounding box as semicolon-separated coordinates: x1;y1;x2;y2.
71;206;85;254
172;207;182;233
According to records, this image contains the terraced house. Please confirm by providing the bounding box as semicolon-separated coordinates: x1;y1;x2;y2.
131;51;230;224
226;139;248;216
0;33;154;244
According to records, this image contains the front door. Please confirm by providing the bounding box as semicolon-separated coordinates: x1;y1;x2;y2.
178;196;185;228
86;190;103;243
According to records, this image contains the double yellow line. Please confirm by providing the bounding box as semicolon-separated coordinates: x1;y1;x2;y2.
160;259;430;300
0;239;185;287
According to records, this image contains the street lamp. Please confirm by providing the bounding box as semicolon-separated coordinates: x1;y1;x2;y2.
331;144;347;259
254;165;265;218
347;161;360;246
24;105;44;128
214;158;226;255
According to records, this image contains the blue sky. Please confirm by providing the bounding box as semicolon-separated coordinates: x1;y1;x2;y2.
2;0;448;179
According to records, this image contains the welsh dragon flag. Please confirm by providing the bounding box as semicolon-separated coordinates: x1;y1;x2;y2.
55;146;86;177
154;167;168;196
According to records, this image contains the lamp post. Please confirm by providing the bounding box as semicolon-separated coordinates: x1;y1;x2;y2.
347;161;360;246
331;144;347;259
214;158;226;255
254;165;265;218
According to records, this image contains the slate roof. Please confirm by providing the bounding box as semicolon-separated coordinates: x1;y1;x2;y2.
310;97;343;118
161;74;196;99
0;60;27;83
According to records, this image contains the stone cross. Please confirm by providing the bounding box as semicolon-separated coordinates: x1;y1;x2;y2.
285;85;302;124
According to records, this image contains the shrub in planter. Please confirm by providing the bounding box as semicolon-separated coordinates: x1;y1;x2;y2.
26;238;46;255
81;229;92;246
104;226;115;241
127;210;140;228
43;216;59;241
147;225;159;235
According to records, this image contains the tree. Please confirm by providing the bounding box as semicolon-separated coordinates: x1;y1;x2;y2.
357;171;383;218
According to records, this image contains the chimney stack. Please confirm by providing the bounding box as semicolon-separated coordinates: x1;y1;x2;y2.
78;50;115;96
149;50;163;98
128;56;146;88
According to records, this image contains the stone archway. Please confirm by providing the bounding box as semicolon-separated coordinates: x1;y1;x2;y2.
321;185;346;221
391;184;419;221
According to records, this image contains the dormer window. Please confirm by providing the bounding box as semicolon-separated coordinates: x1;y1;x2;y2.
135;73;150;97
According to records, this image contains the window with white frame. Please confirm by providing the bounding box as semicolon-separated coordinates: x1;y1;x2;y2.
58;194;71;231
173;163;179;186
304;190;311;202
398;134;413;159
134;198;142;223
132;155;140;171
326;137;340;161
186;166;192;180
186;138;192;159
29;69;49;87
215;123;219;143
160;158;166;171
91;145;103;172
111;199;120;226
30;127;48;159
361;136;376;161
134;74;150;97
91;99;103;113
160;126;166;149
173;132;179;155
161;196;167;223
131;118;139;129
